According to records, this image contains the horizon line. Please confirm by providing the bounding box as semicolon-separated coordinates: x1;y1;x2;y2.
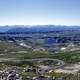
0;24;80;27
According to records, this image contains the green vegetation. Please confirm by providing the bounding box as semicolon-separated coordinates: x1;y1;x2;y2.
20;72;38;80
20;71;80;80
12;50;80;63
19;51;53;59
51;51;80;63
0;49;80;64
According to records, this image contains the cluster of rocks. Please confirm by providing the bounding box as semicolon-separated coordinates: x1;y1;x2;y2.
0;71;22;80
0;66;23;80
23;66;64;80
0;64;65;80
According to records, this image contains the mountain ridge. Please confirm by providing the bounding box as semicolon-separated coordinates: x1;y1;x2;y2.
0;25;80;33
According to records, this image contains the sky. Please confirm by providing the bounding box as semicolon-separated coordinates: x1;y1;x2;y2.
0;0;80;26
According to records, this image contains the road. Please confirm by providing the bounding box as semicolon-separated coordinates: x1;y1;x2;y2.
0;58;65;68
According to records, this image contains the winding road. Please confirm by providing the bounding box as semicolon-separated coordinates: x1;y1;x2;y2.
0;58;65;68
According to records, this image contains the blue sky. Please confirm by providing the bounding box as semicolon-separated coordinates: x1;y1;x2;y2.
0;0;80;26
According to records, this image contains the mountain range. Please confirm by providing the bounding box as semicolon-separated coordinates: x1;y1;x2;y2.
0;25;80;33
